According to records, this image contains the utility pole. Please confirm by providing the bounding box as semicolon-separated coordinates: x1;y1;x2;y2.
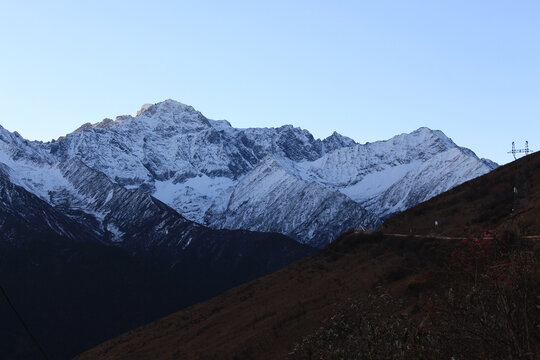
508;141;531;160
508;141;532;212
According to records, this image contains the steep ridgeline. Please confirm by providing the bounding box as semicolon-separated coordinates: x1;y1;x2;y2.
0;123;312;265
0;125;314;360
203;156;380;247
41;100;496;247
0;163;98;244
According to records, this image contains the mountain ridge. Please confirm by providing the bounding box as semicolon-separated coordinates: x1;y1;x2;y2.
8;99;496;247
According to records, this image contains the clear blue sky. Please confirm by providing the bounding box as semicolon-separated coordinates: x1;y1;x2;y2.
1;0;538;164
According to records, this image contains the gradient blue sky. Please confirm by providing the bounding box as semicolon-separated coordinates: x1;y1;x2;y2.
1;0;538;164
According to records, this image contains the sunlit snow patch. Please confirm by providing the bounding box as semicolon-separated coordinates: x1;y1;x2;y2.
339;161;421;202
153;174;235;223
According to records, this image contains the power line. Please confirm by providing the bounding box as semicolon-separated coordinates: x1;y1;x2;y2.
508;141;532;160
508;141;532;212
0;284;50;360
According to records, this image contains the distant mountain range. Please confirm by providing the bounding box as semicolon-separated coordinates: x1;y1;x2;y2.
1;99;496;247
0;99;497;359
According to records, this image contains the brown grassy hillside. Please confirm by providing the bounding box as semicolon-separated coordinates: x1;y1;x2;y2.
76;153;540;360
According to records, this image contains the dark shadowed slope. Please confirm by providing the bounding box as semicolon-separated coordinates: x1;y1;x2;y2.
74;232;409;360
0;168;314;360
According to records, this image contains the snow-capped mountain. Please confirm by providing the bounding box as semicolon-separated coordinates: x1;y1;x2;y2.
268;127;497;218
204;156;380;248
0;149;315;360
1;100;497;247
0;123;312;262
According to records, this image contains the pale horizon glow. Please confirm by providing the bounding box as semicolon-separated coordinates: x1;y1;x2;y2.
1;0;539;165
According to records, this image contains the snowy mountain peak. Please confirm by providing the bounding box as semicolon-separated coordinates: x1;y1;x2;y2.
411;127;455;147
322;131;356;152
373;127;458;160
134;99;210;130
136;103;153;116
149;99;199;115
